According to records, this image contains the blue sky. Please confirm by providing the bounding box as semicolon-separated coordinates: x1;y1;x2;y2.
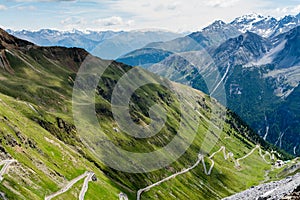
1;0;300;32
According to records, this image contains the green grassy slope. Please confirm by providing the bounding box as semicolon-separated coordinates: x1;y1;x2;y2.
0;29;292;200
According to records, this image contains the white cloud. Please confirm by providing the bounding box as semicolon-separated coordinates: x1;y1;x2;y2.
291;5;300;14
261;4;300;18
94;16;134;27
0;5;7;10
154;2;180;11
3;0;300;32
17;6;36;11
105;0;264;32
276;4;300;15
204;0;240;8
12;0;75;2
61;17;86;25
59;15;134;31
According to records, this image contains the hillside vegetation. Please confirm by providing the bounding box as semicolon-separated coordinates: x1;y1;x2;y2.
0;29;292;200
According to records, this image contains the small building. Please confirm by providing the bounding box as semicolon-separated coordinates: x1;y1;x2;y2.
275;160;285;168
91;174;97;182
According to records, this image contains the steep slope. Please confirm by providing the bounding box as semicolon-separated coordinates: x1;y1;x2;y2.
192;20;241;48
214;29;300;156
272;26;300;68
116;48;174;69
213;31;272;67
115;15;300;157
0;29;292;200
137;26;300;156
146;32;272;97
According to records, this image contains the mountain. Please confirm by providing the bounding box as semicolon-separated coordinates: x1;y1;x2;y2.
146;31;272;94
6;29;181;60
117;20;240;67
0;28;292;200
118;22;300;156
219;28;300;155
6;29;118;50
271;26;300;68
116;47;174;69
90;30;181;59
190;20;240;48
230;13;300;38
117;12;300;69
213;31;272;67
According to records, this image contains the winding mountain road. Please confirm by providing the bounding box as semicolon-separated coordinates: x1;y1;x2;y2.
137;154;204;200
137;145;276;200
0;159;16;182
118;192;128;200
79;172;94;200
45;171;94;200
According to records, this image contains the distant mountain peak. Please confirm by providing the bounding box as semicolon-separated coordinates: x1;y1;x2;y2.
243;30;262;37
210;20;226;26
230;12;300;38
232;13;265;23
213;31;272;67
203;20;227;31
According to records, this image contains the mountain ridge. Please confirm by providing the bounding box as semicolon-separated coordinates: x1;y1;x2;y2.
6;29;181;60
0;28;293;200
117;22;300;156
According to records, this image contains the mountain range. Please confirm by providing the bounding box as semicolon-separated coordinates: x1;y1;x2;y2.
231;13;300;37
117;13;300;156
0;27;295;200
6;29;181;60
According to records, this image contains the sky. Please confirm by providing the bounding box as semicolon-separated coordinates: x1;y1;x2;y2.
1;0;300;32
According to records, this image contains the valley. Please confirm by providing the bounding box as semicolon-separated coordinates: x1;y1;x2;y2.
117;13;300;157
0;6;299;200
0;28;294;200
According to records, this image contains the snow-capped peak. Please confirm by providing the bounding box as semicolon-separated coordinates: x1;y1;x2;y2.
233;13;265;24
203;20;227;31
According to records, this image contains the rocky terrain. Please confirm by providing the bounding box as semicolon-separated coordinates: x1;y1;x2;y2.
223;173;300;200
282;185;300;200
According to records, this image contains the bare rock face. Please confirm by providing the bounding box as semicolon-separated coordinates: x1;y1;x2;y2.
223;173;300;200
282;185;300;200
0;28;33;51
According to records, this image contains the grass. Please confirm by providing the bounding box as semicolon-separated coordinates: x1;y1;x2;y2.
0;43;293;200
